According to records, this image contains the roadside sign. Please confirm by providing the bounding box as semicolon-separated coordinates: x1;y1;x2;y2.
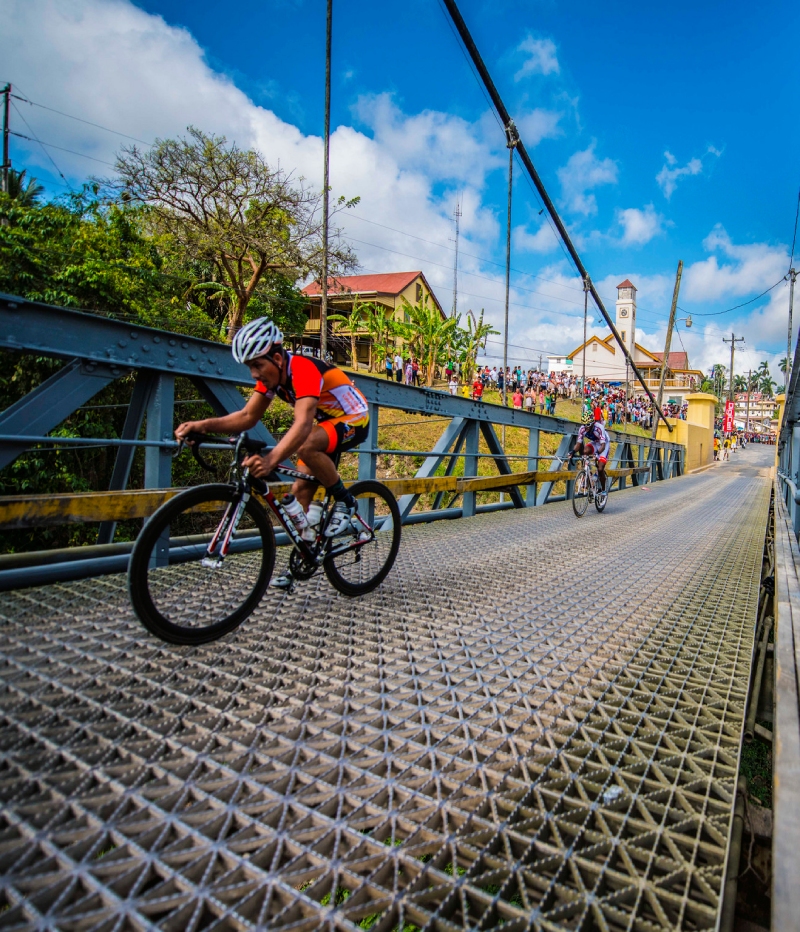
723;400;736;433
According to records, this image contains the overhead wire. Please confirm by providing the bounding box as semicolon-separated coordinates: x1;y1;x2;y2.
10;101;72;189
11;93;151;146
9;130;115;167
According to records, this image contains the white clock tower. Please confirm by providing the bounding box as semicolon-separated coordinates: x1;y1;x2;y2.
615;279;637;357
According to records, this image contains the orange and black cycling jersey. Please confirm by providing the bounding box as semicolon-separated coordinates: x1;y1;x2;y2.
254;352;369;424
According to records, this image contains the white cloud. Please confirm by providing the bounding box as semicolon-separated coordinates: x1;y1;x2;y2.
0;0;507;316
656;146;721;199
514;37;560;81
683;225;788;303
513;222;559;254
351;93;501;187
616;204;666;246
557;144;618;216
515;108;562;147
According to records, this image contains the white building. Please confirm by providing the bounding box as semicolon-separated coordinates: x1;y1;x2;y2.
734;392;777;434
548;280;704;401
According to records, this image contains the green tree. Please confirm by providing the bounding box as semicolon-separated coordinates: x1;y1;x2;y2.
759;375;777;397
780;356;790;375
360;304;398;373
711;363;727;398
453;309;498;383
0;189;190;327
396;295;459;386
7;168;44;205
329;298;378;371
112;127;358;337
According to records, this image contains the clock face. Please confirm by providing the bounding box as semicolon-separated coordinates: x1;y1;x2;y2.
619;308;629;318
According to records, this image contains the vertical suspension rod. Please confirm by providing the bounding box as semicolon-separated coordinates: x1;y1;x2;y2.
440;0;670;430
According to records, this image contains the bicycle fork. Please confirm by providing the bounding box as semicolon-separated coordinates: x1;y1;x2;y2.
202;492;250;568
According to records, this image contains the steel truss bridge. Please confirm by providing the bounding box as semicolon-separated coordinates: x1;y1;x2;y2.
0;294;796;931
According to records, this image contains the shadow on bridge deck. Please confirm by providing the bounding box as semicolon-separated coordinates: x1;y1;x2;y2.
0;447;774;931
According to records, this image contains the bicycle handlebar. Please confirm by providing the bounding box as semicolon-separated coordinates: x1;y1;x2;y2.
178;431;268;471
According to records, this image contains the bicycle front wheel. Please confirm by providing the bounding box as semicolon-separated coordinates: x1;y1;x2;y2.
323;480;402;596
128;484;276;645
572;471;590;517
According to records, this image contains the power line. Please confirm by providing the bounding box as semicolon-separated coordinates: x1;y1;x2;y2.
10;101;71;188
347;212;586;294
11;93;151;146
9;130;115;166
679;277;786;317
348;237;587;314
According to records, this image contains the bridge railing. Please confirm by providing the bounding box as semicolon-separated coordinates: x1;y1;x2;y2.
0;293;685;587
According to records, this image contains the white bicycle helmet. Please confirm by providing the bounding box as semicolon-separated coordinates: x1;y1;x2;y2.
232;317;283;364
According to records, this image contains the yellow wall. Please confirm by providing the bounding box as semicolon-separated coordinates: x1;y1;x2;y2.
656;392;717;473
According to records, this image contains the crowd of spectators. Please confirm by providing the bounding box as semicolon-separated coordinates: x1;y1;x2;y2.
379;355;701;430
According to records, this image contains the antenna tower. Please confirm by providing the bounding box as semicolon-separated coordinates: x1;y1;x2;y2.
451;198;461;317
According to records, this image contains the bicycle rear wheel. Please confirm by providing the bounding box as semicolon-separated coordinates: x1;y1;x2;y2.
323;480;401;596
572;471;590;517
128;484;275;645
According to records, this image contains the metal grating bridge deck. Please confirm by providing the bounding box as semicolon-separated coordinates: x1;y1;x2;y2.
0;448;774;932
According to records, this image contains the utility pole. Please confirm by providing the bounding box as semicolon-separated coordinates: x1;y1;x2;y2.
651;260;683;439
2;84;10;195
722;332;745;402
581;277;589;405
746;368;751;435
501;121;518;409
451;199;461;318
319;0;332;359
625;356;630;424
788;267;796;389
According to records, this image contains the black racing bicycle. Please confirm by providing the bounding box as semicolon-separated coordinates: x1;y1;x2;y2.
128;432;401;645
571;453;608;517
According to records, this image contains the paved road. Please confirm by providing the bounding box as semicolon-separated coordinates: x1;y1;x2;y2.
0;446;773;931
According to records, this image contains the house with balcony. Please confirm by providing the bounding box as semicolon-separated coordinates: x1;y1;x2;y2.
299;271;445;366
547;279;704;402
734;392;777;434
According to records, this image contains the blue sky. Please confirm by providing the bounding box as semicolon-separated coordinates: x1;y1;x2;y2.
3;0;799;379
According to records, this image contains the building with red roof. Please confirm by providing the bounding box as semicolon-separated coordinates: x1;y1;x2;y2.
299;271;445;367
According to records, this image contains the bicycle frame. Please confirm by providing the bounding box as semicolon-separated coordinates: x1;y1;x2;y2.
190;433;375;568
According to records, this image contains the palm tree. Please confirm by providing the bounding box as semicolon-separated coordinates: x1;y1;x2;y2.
397;295;460;386
453;309;499;384
360;303;398;373
329;297;376;371
780;357;790;375
711;364;727;398
733;374;747;393
759;375;777;397
6;168;44;205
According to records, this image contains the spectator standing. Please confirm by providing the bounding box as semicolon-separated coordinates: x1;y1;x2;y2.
385;354;394;380
512;388;523;410
524;387;534;413
472;378;484;401
411;358;420;386
394;351;403;383
404;359;413;385
448;377;458;396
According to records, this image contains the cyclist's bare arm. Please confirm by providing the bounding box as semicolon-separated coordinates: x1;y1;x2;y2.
242;397;318;478
175;390;270;440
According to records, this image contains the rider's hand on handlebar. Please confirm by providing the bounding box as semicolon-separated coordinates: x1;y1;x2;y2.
176;421;205;442
242;453;273;478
